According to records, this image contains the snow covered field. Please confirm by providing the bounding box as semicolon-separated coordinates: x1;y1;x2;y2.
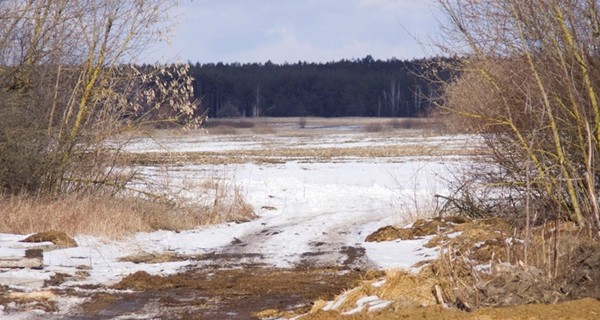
0;124;479;318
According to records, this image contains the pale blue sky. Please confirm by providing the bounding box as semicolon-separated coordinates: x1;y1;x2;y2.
144;0;441;64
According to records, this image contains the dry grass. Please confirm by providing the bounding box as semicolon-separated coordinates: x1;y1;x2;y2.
251;124;276;134
206;125;238;135
300;298;600;319
363;123;386;132
124;144;476;166
378;270;438;306
204;119;255;129
0;194;193;238
0;186;256;238
308;269;438;317
197;180;257;224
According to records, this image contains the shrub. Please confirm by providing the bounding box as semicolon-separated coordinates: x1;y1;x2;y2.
437;0;600;235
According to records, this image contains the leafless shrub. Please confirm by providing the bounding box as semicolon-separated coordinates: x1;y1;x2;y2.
436;0;600;237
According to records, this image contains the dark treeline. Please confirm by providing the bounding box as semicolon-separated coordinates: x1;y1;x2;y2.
189;56;454;118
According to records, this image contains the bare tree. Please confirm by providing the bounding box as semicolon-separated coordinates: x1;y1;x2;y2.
0;0;200;195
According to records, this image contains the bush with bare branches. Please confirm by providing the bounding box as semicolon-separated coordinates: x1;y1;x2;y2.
437;0;600;237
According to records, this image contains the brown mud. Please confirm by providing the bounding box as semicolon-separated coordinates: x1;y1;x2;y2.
67;267;366;319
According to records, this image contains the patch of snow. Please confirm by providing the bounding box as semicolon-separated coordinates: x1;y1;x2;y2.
475;263;493;273
505;237;524;245
362;236;439;271
446;231;463;239
323;289;351;311
342;295;391;315
371;279;386;287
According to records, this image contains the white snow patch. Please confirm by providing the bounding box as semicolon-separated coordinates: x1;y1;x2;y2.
323;289;351;311
371;279;387;287
342;295;391;315
447;231;463;239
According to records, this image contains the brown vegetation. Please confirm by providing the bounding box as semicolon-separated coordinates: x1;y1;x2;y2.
0;1;201;197
437;0;600;236
301;298;600;320
0;191;255;238
302;215;600;319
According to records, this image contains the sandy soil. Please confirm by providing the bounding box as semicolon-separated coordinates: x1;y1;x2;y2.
302;298;600;320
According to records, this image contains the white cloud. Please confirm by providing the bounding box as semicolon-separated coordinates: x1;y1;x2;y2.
144;0;441;63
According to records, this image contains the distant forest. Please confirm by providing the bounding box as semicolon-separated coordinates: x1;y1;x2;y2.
189;56;455;118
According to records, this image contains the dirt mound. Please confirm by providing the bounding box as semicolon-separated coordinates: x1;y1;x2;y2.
365;216;470;242
20;230;77;247
364;216;600;314
365;226;413;242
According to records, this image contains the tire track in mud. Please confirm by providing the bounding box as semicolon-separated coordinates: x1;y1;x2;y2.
189;215;377;271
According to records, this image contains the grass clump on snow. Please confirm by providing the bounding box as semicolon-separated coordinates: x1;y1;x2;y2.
0;188;255;238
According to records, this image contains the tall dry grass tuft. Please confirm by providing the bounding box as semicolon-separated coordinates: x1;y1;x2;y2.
197;180;257;224
0;184;256;238
0;194;190;238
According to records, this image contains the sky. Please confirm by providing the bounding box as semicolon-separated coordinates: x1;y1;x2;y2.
144;0;442;64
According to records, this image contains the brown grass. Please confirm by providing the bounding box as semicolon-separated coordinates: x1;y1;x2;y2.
124;144;477;166
207;125;238;135
308;269;437;316
204;119;255;129
300;298;600;319
198;180;257;224
251;124;276;134
0;187;256;238
363;123;386;133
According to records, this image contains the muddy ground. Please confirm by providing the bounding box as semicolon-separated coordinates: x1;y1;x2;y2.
61;267;600;320
64;267;367;319
3;216;600;319
3;247;600;319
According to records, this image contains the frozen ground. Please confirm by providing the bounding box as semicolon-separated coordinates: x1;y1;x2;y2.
0;127;479;318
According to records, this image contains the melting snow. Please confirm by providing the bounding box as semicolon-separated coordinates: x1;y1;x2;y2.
0;130;478;318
